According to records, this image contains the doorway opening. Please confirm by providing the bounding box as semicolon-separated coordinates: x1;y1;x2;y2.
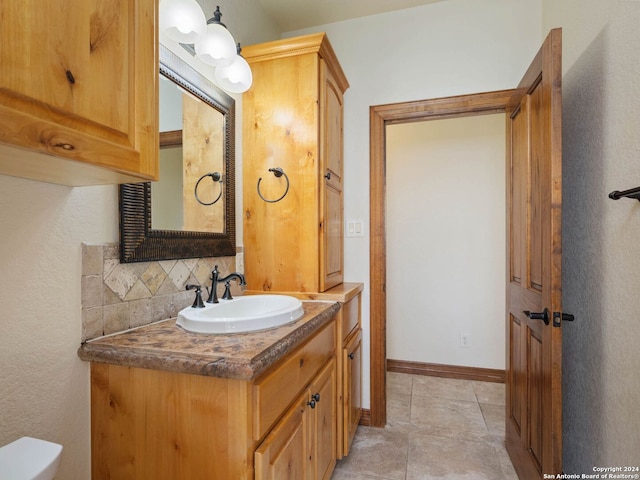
368;89;514;427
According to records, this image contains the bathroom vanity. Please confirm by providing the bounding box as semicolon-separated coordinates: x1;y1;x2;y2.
79;301;343;479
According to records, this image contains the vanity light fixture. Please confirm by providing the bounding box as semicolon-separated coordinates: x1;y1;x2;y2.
194;6;237;67
159;0;206;44
214;44;253;93
159;1;252;92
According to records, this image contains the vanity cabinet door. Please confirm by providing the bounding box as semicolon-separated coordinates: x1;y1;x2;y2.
255;357;337;480
0;0;158;186
343;329;362;456
309;357;337;480
255;390;313;480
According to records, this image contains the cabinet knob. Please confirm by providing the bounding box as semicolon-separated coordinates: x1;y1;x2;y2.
324;171;331;180
307;393;320;409
348;352;355;360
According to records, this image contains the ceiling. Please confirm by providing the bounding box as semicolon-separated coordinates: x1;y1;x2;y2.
258;0;447;32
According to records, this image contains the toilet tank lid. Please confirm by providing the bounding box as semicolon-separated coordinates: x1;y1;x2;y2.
0;437;63;480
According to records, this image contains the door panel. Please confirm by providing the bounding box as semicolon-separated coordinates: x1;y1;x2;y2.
255;391;311;480
310;358;337;480
506;28;563;479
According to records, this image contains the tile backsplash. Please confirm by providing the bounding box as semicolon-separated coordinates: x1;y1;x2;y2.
81;243;237;341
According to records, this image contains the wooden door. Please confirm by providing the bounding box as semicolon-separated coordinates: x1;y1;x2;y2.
320;60;345;291
506;28;563;478
309;358;337;480
255;390;312;480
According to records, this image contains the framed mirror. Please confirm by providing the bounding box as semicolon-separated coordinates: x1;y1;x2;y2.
119;44;236;262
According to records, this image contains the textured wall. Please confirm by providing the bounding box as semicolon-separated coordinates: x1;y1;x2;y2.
0;180;117;480
542;0;640;471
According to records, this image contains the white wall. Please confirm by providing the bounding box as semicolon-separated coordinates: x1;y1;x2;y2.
0;1;280;478
542;0;640;470
386;114;505;369
285;0;542;407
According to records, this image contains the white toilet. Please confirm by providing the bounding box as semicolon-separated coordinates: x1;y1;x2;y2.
0;437;63;480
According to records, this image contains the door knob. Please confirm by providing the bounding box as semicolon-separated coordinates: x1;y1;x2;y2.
523;308;550;325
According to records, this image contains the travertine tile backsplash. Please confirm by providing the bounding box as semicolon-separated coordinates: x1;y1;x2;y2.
81;243;236;341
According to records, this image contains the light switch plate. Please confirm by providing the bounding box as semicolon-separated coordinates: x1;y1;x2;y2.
346;219;365;238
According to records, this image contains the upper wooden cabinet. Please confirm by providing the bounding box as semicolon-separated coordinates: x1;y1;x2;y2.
0;0;158;186
242;33;349;293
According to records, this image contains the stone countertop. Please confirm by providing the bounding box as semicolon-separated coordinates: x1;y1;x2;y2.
77;301;340;381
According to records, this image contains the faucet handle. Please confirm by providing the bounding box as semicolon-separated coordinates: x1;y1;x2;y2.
186;284;205;308
221;281;234;300
210;264;219;280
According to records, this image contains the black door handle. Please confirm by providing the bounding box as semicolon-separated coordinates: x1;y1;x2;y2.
523;308;550;325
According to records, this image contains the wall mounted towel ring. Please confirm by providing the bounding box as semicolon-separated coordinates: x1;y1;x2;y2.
257;167;290;203
194;172;223;206
609;186;640;202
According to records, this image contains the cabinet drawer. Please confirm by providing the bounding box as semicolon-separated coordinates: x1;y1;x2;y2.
341;295;360;342
254;320;336;441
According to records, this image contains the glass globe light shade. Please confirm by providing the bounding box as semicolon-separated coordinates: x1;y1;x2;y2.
194;23;237;67
215;55;253;93
159;0;206;44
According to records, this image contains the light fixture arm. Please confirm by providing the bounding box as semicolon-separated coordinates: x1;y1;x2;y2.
208;6;226;27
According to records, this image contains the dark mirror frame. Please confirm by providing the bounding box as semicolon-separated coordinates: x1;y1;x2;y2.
119;44;236;263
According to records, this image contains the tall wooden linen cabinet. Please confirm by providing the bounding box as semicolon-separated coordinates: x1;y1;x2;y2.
242;33;348;294
242;33;363;462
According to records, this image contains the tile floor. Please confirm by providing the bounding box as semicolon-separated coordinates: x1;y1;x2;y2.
331;373;519;480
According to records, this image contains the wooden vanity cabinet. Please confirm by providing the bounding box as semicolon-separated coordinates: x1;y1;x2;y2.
0;0;158;186
242;33;349;293
89;317;337;480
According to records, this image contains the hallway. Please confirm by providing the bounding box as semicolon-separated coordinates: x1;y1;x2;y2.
332;373;518;479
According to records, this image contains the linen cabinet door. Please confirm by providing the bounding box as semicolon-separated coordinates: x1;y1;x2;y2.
255;391;312;480
343;329;362;456
319;60;344;291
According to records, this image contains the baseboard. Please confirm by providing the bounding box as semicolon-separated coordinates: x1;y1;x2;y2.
359;409;371;426
387;359;505;383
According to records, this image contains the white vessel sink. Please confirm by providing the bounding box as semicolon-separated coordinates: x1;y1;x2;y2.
176;295;304;334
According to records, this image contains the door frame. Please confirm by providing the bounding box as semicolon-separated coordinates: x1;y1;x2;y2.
368;89;515;427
